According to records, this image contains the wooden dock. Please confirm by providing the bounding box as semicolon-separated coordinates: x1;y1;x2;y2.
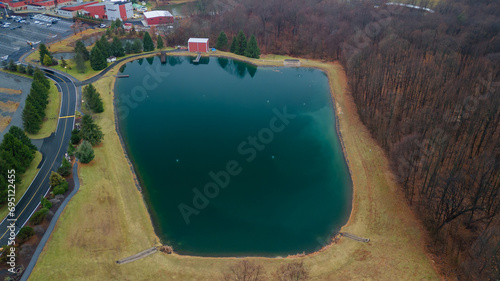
160;51;166;63
340;232;370;243
193;53;201;63
116;247;157;264
114;75;129;78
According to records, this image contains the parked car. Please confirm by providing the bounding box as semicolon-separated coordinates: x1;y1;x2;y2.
19;20;26;23
99;24;106;28
34;20;40;24
46;23;51;27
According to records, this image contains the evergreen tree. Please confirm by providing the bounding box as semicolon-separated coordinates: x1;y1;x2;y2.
97;35;111;58
49;171;64;187
74;40;90;61
235;30;247;55
26;64;34;75
38;43;51;63
111;36;125;57
132;38;143;53
7;126;37;151
7;60;16;71
33;68;50;90
244;35;261;59
216;31;228;51
74;52;86;73
22;101;42;134
157;34;164;49
124;41;133;54
230;36;237;53
90;45;107;71
143;32;155;52
60;57;68;69
83;84;104;113
76;141;94;163
79;114;104;146
17;64;26;73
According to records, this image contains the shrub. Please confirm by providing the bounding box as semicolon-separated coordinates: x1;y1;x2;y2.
30;208;49;225
58;157;72;176
76;140;95;163
41;197;52;209
273;261;310;281
68;143;76;156
53;186;66;195
50;171;64;187
17;226;35;242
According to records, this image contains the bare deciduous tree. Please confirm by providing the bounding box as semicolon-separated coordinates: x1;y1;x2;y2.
222;260;265;281
273;261;309;281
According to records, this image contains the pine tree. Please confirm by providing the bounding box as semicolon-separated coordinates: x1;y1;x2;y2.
132;38;143;53
230;36;237;53
76;141;94;163
38;43;51;63
111;36;125;57
33;68;50;90
83;84;104;113
157;34;165;49
74;40;90;61
97;35;111;58
216;31;228;51
74;52;86;73
235;30;247;55
79;114;104;146
22;101;42;134
26;64;34;75
90;45;107;71
244;35;261;59
143;32;155;52
124;41;133;54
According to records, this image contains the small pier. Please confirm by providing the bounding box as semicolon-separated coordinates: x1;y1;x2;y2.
160;51;166;63
114;75;129;78
340;232;370;243
193;53;201;63
116;247;157;264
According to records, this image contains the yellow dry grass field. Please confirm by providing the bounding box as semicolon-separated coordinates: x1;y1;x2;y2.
0;115;11;132
0;151;42;220
0;101;19;112
0;88;22;95
30;53;440;280
47;29;104;54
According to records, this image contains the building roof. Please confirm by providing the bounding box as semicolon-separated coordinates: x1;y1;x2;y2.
188;38;209;43
60;1;98;11
143;10;173;19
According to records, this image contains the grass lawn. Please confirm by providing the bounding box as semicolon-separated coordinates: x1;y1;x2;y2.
51;60;100;81
46;29;105;54
29;53;440;280
0;151;42;221
27;83;60;139
0;68;33;79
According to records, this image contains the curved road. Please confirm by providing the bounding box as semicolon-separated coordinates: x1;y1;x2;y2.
0;69;76;246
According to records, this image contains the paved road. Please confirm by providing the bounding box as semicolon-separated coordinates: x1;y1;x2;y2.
0;69;76;246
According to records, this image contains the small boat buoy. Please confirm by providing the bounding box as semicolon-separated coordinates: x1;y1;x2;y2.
176;159;179;163
272;155;275;159
266;99;270;103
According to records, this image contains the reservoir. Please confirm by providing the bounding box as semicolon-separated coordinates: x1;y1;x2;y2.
114;56;352;257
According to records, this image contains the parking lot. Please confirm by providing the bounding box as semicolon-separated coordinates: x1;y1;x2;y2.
0;14;74;60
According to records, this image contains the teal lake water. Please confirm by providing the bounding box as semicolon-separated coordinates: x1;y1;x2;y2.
115;56;352;257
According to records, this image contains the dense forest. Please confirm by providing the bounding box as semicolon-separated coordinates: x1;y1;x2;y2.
167;0;500;279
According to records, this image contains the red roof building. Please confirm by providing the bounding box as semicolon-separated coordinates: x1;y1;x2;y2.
188;38;209;53
143;10;173;26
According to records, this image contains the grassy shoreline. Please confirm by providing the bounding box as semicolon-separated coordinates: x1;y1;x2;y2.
29;52;440;280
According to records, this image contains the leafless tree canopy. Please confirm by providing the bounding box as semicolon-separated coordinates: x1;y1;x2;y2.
273;261;310;281
222;260;266;281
